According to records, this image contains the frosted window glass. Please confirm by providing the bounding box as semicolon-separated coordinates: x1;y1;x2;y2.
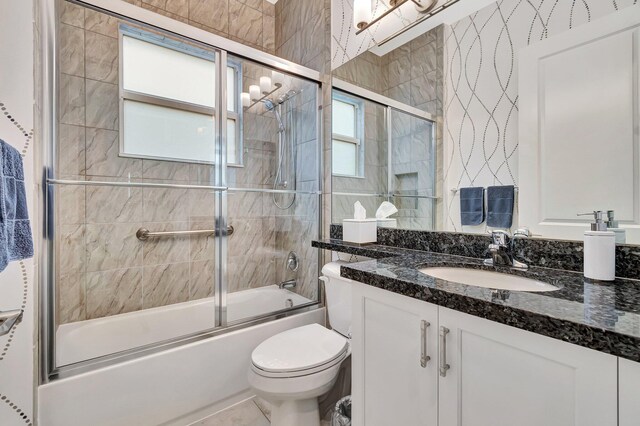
122;36;216;107
123;100;215;162
227;67;236;112
333;140;357;176
227;119;236;164
332;99;356;137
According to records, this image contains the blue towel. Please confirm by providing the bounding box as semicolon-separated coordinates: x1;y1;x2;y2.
459;187;485;226
487;185;515;228
0;139;33;272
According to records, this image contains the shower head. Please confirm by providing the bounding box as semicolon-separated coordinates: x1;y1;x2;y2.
260;99;276;111
260;99;285;133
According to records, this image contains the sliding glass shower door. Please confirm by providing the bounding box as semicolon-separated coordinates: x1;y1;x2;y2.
48;2;320;378
223;54;321;324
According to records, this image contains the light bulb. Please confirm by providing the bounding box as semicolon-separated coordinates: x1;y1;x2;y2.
260;76;272;94
353;0;371;30
249;85;260;101
272;70;284;87
241;92;250;107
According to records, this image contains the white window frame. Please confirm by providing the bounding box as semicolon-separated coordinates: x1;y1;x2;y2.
332;92;364;177
118;24;243;165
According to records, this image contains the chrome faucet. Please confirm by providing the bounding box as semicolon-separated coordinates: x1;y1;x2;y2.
483;230;528;270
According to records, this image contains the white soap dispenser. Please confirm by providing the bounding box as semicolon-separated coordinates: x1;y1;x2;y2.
605;210;626;244
579;211;615;282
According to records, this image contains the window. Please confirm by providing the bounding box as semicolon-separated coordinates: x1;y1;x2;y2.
119;25;242;165
332;93;363;176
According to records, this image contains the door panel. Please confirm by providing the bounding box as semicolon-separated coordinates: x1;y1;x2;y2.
352;283;438;426
438;308;617;426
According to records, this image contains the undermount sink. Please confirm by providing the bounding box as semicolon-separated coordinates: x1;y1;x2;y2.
419;267;559;292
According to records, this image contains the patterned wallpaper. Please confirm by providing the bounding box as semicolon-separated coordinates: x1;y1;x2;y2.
0;0;36;425
442;0;639;232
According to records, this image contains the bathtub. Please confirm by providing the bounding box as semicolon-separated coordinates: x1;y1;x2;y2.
56;285;312;366
40;306;324;426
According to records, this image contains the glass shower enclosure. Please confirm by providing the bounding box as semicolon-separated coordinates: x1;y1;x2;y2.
44;2;321;380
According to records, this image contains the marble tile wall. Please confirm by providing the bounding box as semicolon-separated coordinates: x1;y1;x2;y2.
120;0;276;54
272;86;321;302
274;0;328;72
56;4;312;324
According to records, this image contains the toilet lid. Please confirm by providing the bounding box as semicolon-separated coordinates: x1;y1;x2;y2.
251;324;349;374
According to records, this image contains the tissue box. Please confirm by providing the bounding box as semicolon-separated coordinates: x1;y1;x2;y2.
377;218;397;228
343;219;377;244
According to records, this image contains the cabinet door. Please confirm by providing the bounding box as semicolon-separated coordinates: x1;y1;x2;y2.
620;358;640;426
438;308;617;426
351;283;438;426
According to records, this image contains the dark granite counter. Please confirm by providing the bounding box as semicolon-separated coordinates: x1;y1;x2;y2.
312;239;640;362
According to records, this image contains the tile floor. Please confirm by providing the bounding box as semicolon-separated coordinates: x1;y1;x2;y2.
191;397;332;426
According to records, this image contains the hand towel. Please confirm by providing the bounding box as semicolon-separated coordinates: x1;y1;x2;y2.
487;185;515;228
1;139;33;272
459;187;485;226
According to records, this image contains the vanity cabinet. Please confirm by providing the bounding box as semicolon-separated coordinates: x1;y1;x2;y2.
351;283;439;426
351;283;618;426
438;307;617;426
619;358;640;426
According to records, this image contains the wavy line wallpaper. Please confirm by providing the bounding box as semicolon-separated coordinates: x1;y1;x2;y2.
442;0;639;232
0;0;36;425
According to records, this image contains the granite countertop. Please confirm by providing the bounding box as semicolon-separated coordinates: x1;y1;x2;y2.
312;239;640;362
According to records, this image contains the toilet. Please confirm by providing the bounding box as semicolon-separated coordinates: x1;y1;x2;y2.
248;261;353;426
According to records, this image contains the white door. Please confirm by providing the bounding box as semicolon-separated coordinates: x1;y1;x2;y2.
351;283;438;426
519;7;640;243
438;308;617;426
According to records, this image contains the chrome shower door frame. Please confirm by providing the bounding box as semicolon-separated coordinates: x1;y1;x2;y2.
40;0;323;383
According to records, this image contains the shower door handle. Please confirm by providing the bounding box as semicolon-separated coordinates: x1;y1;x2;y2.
0;310;22;337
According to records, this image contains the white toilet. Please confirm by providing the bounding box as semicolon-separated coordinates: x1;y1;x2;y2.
248;261;353;426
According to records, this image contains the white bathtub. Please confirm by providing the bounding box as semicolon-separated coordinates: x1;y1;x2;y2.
40;307;325;426
56;285;312;366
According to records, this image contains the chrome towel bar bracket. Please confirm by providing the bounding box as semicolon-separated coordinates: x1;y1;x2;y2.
136;226;234;241
0;310;23;337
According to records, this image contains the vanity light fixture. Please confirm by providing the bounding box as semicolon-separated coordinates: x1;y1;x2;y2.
354;0;460;36
242;73;284;110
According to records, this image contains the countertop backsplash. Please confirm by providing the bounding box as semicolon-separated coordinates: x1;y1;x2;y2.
329;224;640;280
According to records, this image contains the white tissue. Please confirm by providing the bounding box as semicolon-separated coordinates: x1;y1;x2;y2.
375;201;398;219
354;201;366;220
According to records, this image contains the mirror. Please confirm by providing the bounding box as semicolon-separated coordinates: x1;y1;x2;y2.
330;0;640;244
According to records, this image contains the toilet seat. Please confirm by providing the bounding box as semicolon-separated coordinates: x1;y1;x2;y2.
251;324;349;378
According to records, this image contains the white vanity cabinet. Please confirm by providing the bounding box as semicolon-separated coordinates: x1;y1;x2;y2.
351;283;439;426
619;358;640;426
351;283;618;426
438;307;617;426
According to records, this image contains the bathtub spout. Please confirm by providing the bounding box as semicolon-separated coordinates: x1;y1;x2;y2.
279;279;297;290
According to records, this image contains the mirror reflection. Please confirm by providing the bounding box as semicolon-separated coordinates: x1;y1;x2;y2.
332;2;640;244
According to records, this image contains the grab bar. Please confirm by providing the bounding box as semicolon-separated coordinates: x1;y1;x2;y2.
136;226;234;241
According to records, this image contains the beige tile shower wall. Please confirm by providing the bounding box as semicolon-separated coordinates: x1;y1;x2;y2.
273;87;320;302
120;0;276;54
56;3;279;324
274;0;327;72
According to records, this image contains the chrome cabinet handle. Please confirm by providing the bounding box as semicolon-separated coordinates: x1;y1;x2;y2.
439;326;450;377
420;320;430;368
0;310;22;336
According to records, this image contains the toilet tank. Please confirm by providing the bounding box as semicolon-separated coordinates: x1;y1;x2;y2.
321;261;354;338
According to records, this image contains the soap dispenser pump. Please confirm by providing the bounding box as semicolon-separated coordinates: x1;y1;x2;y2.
578;211;615;281
605;210;626;244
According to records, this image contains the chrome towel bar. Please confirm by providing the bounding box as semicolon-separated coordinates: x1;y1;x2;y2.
136;226;234;241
